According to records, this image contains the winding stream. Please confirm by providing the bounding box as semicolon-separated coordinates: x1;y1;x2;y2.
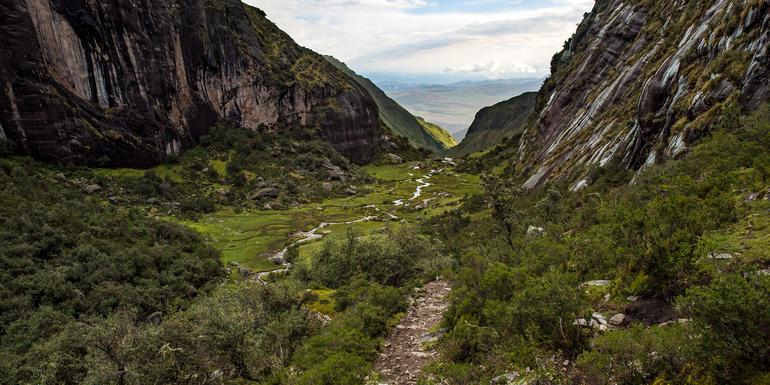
257;167;442;281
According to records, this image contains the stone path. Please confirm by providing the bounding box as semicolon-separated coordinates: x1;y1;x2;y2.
374;279;451;385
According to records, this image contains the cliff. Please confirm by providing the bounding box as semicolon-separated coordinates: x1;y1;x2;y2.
0;0;382;167
516;0;769;190
324;55;455;153
449;92;536;157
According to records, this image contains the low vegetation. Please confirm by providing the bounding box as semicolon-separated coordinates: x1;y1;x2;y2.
423;106;770;384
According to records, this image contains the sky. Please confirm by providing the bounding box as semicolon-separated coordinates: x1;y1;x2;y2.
247;0;595;83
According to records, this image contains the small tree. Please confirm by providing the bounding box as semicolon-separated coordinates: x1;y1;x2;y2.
481;174;524;247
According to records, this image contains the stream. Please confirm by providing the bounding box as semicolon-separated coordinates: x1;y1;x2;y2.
257;166;443;281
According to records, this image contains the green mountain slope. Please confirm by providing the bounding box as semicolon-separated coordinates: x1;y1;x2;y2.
417;117;458;150
324;56;455;153
448;92;536;157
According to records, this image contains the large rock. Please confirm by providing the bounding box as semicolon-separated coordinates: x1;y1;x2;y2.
384;153;404;164
251;187;279;200
609;313;626;326
516;0;770;190
0;0;381;167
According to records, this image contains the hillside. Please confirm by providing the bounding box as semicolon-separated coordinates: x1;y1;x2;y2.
380;78;543;137
448;92;536;157
324;56;455;152
416;117;458;150
0;0;381;166
510;0;770;190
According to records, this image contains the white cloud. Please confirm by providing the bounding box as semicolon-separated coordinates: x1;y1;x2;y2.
246;0;594;79
443;59;537;77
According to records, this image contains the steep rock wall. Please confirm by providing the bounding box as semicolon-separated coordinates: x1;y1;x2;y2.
517;0;769;190
0;0;381;166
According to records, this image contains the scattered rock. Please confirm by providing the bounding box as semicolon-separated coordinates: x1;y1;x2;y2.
263;203;272;210
592;312;608;326
710;252;734;260
53;172;67;181
385;153;404;164
627;295;639;302
146;197;161;205
268;256;286;265
326;167;345;181
580;280;610;288
321;182;334;191
526;225;545;237
609;313;626;326
83;184;102;194
491;372;521;385
572;318;589;327
107;196;120;205
345;186;357;195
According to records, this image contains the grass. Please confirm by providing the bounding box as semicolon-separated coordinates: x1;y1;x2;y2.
164;162;481;272
306;289;337;317
95;164;185;183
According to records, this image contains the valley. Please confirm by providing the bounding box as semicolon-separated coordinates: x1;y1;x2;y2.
167;159;479;273
1;0;769;384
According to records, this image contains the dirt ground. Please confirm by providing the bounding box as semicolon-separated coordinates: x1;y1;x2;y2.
373;279;452;385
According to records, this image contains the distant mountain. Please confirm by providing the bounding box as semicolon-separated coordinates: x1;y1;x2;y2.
452;128;468;142
448;92;536;157
325;56;456;153
377;78;543;137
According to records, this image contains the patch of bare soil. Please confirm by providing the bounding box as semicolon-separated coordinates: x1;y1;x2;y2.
373;279;451;385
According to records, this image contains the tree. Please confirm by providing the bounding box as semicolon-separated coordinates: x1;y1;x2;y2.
481;174;524;247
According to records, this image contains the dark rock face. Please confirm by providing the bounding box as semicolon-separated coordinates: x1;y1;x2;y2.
0;0;381;167
517;0;770;190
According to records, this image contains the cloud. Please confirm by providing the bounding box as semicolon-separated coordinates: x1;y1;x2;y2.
247;0;594;79
443;59;537;76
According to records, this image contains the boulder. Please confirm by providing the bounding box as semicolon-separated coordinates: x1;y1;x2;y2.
525;225;544;237
107;196;121;205
592;312;608;326
609;313;626;326
146;197;161;205
269;255;286;265
321;182;334;192
251;187;279;200
326;167;345;181
385;153;404;164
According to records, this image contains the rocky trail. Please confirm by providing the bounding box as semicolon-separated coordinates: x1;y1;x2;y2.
373;279;452;385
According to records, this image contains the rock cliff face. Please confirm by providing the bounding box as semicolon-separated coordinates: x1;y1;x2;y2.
517;0;770;190
449;92;536;157
0;0;381;167
324;56;455;153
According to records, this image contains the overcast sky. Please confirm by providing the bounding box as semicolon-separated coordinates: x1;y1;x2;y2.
246;0;595;82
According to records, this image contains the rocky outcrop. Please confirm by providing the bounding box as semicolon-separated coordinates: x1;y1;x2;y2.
0;0;381;167
517;0;770;189
449;91;536;157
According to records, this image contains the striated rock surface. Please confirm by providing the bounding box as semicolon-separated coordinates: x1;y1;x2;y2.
0;0;381;167
515;0;770;189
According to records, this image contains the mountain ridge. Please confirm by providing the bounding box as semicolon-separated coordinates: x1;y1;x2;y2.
324;56;456;153
448;91;536;157
0;0;382;166
511;0;770;190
